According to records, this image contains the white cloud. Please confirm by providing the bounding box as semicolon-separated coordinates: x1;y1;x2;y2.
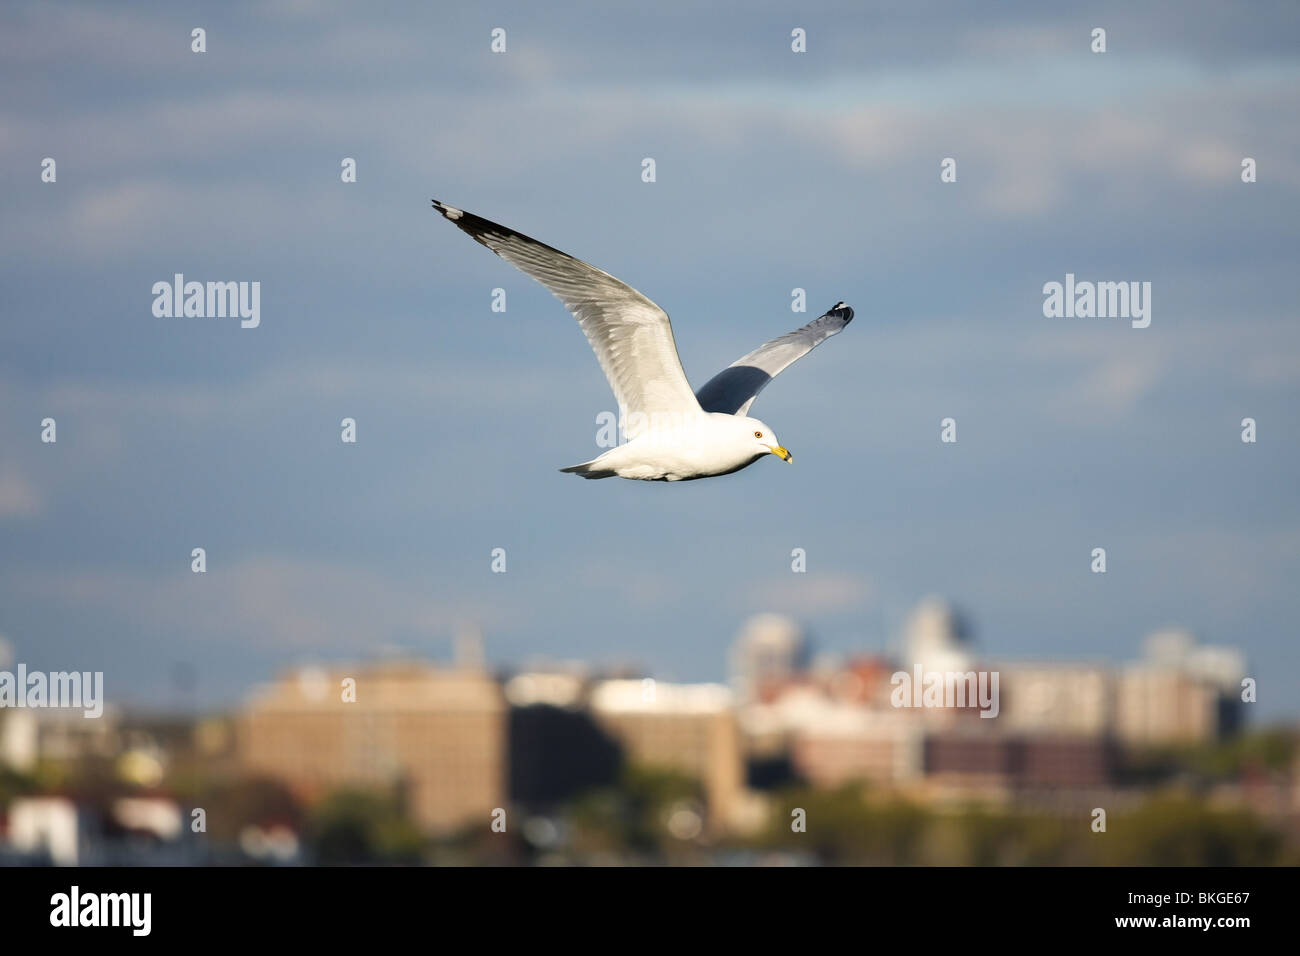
1072;353;1165;415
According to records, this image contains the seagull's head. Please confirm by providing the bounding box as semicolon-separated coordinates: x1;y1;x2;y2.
740;417;792;464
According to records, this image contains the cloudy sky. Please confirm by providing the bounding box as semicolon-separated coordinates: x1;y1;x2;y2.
1;1;1297;717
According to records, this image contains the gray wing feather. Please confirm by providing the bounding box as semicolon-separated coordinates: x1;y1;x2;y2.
432;201;701;429
694;303;854;416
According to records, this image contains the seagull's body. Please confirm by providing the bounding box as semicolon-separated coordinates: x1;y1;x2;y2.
432;200;855;481
561;411;781;482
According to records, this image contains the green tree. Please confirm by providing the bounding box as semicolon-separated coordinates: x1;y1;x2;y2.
305;789;425;865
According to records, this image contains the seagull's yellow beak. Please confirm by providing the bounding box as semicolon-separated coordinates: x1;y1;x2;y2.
768;445;793;463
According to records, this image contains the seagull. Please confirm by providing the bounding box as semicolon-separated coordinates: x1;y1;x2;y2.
432;200;854;481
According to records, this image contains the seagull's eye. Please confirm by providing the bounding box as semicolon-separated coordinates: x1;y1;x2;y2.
754;431;763;439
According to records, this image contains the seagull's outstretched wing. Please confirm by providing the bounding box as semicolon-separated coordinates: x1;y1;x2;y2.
433;201;701;431
694;303;854;416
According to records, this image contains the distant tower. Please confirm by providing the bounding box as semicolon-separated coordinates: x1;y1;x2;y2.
729;614;807;701
903;597;972;672
1142;628;1195;666
1119;627;1247;742
1142;628;1244;689
454;623;486;670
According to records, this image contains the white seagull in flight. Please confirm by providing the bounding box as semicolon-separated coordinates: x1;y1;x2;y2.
433;200;854;482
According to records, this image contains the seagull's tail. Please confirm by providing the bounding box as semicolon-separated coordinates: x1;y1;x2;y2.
560;459;617;479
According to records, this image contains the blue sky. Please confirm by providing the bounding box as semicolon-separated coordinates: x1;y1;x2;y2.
1;1;1298;716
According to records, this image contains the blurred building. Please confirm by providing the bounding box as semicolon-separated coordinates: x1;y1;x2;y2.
112;796;184;841
728;614;807;702
589;680;744;829
1115;630;1245;744
0;705;120;771
7;796;84;865
505;671;622;806
924;730;1114;789
0;709;37;770
1117;667;1224;744
903;597;973;674
1015;736;1114;788
997;663;1113;736
791;707;925;788
239;660;506;833
2;794;197;866
731;603;1245;800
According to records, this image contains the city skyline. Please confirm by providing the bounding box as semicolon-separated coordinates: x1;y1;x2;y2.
1;599;1275;867
0;592;1275;717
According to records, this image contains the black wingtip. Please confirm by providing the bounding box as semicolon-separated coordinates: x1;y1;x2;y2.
829;301;854;323
431;200;469;224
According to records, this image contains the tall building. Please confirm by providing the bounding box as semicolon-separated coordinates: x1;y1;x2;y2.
1115;630;1245;744
997;663;1114;736
504;670;621;806
589;680;744;829
1116;666;1222;744
728;614;807;702
238;661;505;833
903;597;973;673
